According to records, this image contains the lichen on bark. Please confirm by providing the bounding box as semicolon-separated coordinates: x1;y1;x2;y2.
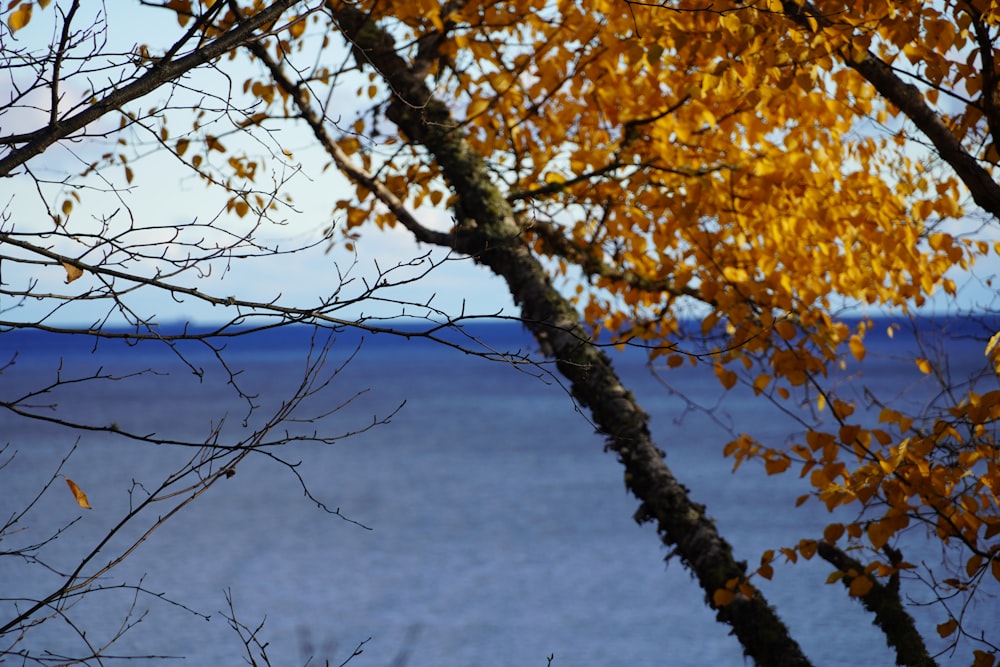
330;5;814;665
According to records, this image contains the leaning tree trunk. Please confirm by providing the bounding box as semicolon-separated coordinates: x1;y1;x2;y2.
326;7;813;666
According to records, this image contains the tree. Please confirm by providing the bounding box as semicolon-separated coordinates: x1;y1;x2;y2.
3;1;999;665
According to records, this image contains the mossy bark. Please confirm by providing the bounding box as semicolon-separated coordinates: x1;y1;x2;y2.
333;6;813;665
817;542;936;667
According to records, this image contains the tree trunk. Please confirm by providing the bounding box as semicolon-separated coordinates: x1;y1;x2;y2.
331;6;813;665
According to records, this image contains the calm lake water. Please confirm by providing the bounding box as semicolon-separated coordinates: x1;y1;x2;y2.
2;319;998;665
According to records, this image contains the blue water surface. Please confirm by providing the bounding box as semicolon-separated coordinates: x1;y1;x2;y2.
1;318;997;665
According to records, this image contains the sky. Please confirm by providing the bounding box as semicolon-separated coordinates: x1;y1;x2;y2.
1;3;517;328
3;2;999;330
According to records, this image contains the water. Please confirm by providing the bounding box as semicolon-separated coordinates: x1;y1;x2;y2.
1;320;997;665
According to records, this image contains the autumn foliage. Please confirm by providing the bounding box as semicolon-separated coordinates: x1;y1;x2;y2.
4;0;1000;664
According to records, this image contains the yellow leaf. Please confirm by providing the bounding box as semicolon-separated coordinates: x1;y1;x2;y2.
175;138;190;157
986;330;1000;358
752;373;771;395
8;4;32;32
466;97;490;118
848;335;866;362
64;477;92;509
719;12;741;34
62;261;83;283
915;358;932;374
288;15;307;38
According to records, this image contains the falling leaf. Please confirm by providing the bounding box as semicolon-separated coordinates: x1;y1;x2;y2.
62;261;84;283
64;477;93;509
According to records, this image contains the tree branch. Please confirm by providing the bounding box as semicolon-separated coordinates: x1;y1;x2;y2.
0;0;307;178
328;5;813;665
817;541;936;667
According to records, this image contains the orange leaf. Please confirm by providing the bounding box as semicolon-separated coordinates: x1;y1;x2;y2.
848;574;873;597
64;477;92;509
868;520;894;549
62;261;84;283
765;454;790;475
967;554;983;578
712;588;734;607
936;618;958;638
774;320;796;341
823;523;845;543
715;365;737;390
973;650;996;667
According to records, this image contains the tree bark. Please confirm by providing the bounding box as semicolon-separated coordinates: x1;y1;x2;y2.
817;542;936;667
330;6;813;665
